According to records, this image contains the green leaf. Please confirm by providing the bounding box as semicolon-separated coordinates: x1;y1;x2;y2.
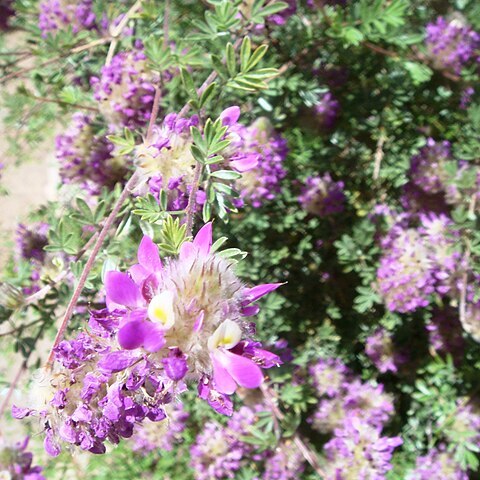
240;37;252;72
226;42;236;77
210;170;242;180
404;61;433;85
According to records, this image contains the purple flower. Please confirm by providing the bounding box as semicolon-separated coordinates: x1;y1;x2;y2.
132;402;189;454
38;0;96;37
56;113;128;194
263;441;306;480
15;222;49;263
313;92;340;130
426;17;480;74
377;213;459;313
298;173;345;217
324;418;402;479
365;328;405;374
407;447;468;479
426;308;465;362
228;118;288;208
0;437;45;479
91;46;158;129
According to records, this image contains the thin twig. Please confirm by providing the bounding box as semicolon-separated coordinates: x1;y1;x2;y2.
25;94;99;113
260;384;325;478
0;360;26;420
1;37;109;84
0;319;44;338
146;85;162;142
45;174;140;367
105;0;143;65
185;162;204;237
373;128;386;181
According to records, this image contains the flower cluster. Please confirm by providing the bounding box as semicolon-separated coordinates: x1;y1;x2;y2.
0;437;45;480
190;404;268;479
324;418;402;479
16;222;49;263
229;117;288;208
407;447;467;480
298;173;345;217
313;92;340;130
91;45;158;129
309;357;395;433
365;328;405;374
376;213;459;313
132;402;189;454
190;404;305;480
426;17;480;74
263;441;305;480
14;224;282;455
38;0;96;37
56;113;128;193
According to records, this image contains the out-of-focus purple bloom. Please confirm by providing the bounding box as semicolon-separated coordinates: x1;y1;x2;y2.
229;118;288;208
38;0;96;37
313;92;340;130
263;441;305;480
366;328;406;374
377;213;459;313
407;447;468;479
298;173;345;217
0;0;14;30
56;113;128;194
0;437;45;479
308;357;395;434
324;418;402;479
460;86;474;109
91;46;157;129
132;402;189;454
15;222;49;263
309;357;351;398
267;0;296;25
426;17;480;74
190;405;268;479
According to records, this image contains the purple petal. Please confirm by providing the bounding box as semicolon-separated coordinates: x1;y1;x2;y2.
98;350;139;373
179;241;195;260
117;320;146;350
12;405;33;419
211;352;238;394
242;283;283;305
105;271;142;308
162;348;188;380
241;304;260;317
216;349;264;389
220;106;240;126
137;236;162;272
193;223;213;256
142;323;165;353
129;264;149;284
44;430;61;457
230;157;258;172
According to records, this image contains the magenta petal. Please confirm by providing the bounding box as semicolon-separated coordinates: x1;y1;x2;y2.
193;223;212;256
220;106;240;126
117;320;146;350
217;349;264;389
241;305;260;317
230;157;258;172
98;350;139;373
129;264;149;284
179;241;195;260
137;236;162;272
211;352;238;394
242;283;283;305
105;271;142;308
142;323;165;353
